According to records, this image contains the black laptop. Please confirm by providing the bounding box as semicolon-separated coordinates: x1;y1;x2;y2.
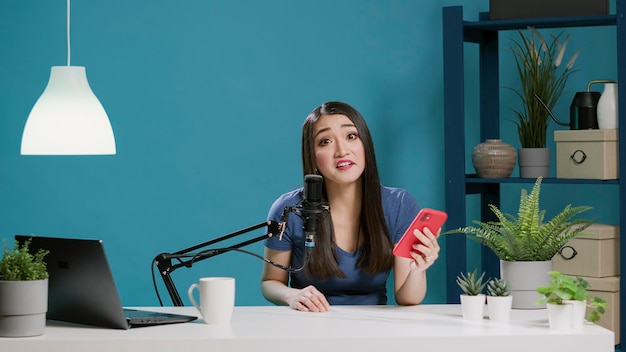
15;235;197;329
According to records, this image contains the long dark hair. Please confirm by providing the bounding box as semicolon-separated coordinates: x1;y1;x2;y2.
301;101;393;280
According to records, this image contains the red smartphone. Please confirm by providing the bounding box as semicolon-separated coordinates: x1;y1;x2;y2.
392;208;448;259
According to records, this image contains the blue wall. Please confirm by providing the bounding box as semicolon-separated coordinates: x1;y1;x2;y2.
0;0;618;307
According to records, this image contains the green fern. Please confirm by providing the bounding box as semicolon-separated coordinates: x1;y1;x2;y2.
445;177;594;261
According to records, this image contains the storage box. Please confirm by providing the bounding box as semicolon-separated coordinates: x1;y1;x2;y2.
553;224;620;277
581;275;620;345
489;0;609;20
554;129;618;180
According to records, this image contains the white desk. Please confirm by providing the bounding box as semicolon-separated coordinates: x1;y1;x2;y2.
0;305;615;352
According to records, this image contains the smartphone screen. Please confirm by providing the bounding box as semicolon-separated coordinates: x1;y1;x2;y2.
392;208;448;259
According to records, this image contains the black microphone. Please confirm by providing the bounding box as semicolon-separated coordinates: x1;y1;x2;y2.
301;174;327;258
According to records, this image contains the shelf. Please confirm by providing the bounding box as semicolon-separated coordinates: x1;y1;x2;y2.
465;175;619;185
464;176;618;195
465;14;616;31
443;2;625;348
461;13;617;44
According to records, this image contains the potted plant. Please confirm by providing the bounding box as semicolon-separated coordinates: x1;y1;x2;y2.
456;269;487;321
444;177;594;309
0;237;49;337
536;271;607;331
486;278;513;322
509;26;581;177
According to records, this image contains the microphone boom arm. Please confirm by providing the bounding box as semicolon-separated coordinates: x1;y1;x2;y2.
154;219;285;306
152;173;328;307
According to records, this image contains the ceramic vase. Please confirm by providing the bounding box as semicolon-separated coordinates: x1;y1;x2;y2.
471;139;517;178
487;295;513;322
460;294;486;321
597;82;618;129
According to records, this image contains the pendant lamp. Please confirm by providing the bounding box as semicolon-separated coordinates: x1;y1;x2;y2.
21;0;116;155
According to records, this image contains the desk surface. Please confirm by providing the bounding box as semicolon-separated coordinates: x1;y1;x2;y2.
0;305;615;352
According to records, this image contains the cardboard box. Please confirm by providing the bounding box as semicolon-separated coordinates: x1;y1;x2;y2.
553;224;620;277
554;129;618;180
489;0;609;20
581;275;620;345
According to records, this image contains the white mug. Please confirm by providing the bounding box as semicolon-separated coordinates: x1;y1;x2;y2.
188;277;235;325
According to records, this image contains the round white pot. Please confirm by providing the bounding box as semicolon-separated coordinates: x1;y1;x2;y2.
460;294;486;321
487;295;513;322
500;260;552;309
564;299;586;329
547;302;573;332
0;279;48;337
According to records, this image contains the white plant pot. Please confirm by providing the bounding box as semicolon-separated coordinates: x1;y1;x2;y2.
500;260;552;309
487;295;513;322
460;294;486;321
0;279;48;337
564;299;586;329
547;303;573;332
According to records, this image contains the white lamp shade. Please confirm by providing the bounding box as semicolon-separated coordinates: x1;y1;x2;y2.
21;66;116;155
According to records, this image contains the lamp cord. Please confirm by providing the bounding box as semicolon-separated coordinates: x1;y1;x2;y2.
66;0;71;66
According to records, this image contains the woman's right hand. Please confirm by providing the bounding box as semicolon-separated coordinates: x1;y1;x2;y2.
285;285;331;312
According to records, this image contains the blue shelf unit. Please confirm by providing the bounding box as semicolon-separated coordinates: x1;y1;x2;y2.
442;1;626;347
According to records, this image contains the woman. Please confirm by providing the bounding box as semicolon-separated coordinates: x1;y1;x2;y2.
261;101;440;312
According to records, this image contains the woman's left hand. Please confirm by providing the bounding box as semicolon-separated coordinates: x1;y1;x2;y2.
408;226;440;272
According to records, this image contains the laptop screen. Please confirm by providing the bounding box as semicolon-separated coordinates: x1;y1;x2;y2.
15;235;196;329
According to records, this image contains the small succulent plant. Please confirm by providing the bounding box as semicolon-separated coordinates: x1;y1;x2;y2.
486;278;511;297
456;269;487;296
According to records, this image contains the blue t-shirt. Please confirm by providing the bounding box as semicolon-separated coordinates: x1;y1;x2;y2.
264;185;420;305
